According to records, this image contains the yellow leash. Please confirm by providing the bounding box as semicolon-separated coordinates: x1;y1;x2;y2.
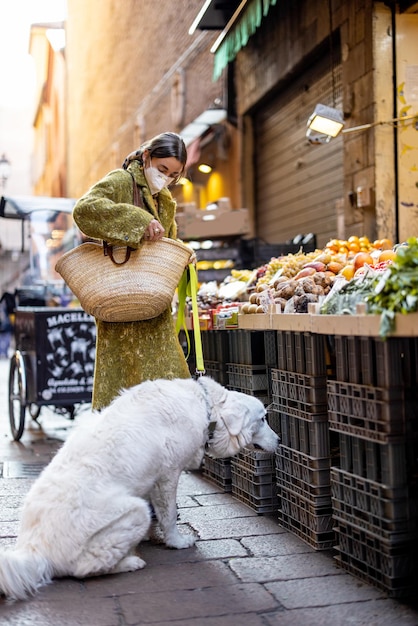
176;264;205;376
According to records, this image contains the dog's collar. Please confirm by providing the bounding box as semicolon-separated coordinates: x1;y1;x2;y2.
196;378;217;447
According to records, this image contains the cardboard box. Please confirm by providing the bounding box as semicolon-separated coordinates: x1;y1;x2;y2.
176;208;250;240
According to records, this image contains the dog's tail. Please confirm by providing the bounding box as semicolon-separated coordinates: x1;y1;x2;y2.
0;548;53;600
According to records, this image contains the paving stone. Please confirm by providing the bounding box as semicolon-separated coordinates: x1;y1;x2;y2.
144;613;268;626
229;552;343;583
179;500;258;524
240;532;313;556
119;582;279;623
265;573;386;608
85;559;238;596
262;599;418;626
189;514;281;540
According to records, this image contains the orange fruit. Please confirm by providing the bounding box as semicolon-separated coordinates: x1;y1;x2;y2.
378;249;396;262
353;251;374;270
340;264;355;280
377;238;393;250
348;242;360;253
326;238;340;252
359;236;370;249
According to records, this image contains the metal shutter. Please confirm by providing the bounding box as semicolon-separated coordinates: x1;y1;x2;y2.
254;55;343;249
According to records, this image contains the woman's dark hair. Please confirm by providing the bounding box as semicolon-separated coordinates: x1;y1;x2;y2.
123;132;187;182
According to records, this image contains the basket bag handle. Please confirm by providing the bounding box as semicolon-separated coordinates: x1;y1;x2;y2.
102;171;144;265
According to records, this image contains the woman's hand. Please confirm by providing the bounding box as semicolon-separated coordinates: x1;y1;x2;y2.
145;219;165;240
188;251;197;266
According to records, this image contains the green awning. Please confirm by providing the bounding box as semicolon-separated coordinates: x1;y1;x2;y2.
213;0;277;80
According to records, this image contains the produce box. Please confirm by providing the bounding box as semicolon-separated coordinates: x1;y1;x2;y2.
271;313;312;331
238;313;272;329
311;312;418;337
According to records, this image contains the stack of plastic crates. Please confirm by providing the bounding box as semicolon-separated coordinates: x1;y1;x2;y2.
201;330;231;386
273;327;337;550
201;330;232;490
327;333;418;597
227;329;272;404
228;330;278;511
202;454;232;492
231;448;279;514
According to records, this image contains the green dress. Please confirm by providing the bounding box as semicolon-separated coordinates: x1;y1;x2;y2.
73;161;190;410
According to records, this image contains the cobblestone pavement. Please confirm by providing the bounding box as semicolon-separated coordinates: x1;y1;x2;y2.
1;356;418;625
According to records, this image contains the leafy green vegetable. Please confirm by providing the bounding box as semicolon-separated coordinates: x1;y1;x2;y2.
365;237;418;337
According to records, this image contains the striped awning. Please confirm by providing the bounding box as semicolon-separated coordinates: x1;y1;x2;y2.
213;0;277;80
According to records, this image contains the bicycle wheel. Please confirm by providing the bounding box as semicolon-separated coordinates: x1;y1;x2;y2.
8;351;27;441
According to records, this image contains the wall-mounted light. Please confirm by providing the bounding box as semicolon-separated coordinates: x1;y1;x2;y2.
306;104;418;144
198;163;213;174
306;104;345;143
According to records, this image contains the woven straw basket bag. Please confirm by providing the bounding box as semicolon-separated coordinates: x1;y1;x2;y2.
55;238;192;322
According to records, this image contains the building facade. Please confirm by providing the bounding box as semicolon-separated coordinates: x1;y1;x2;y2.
59;1;418;248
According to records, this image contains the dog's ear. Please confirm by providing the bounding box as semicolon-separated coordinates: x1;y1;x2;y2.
221;397;246;436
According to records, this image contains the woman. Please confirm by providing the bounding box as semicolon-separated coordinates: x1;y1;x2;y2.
73;131;192;410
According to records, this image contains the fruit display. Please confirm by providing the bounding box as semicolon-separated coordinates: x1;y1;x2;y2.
316;237;418;336
193;234;418;334
239;236;396;314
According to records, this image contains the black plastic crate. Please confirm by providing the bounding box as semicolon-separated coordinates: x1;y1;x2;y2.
328;380;406;442
334;520;417;598
276;331;327;376
231;468;279;514
201;329;230;363
204;360;228;386
228;330;266;365
202;454;232;492
331;467;416;534
337;433;408;487
227;364;268;393
264;330;278;367
333;335;413;388
231;449;278;514
232;448;276;475
275;409;330;457
267;405;281;436
278;486;335;550
271;369;328;416
276;445;332;505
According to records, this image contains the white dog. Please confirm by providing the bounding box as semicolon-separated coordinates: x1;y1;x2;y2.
0;376;279;600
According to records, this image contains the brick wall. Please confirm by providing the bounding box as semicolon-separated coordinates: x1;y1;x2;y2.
66;0;223;197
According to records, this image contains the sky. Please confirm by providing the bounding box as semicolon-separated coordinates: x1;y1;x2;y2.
0;0;67;108
0;0;67;201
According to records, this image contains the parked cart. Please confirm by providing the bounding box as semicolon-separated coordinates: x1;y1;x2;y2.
0;195;95;440
9;307;96;440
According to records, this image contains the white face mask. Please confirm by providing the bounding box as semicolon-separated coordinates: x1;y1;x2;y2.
144;164;173;195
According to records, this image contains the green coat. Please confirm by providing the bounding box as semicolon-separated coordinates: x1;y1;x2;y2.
73;161;190;410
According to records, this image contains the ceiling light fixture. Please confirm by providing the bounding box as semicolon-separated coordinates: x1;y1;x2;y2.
198;163;213;174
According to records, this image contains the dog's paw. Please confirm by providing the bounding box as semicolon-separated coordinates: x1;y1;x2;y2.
166;533;196;550
113;555;147;573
